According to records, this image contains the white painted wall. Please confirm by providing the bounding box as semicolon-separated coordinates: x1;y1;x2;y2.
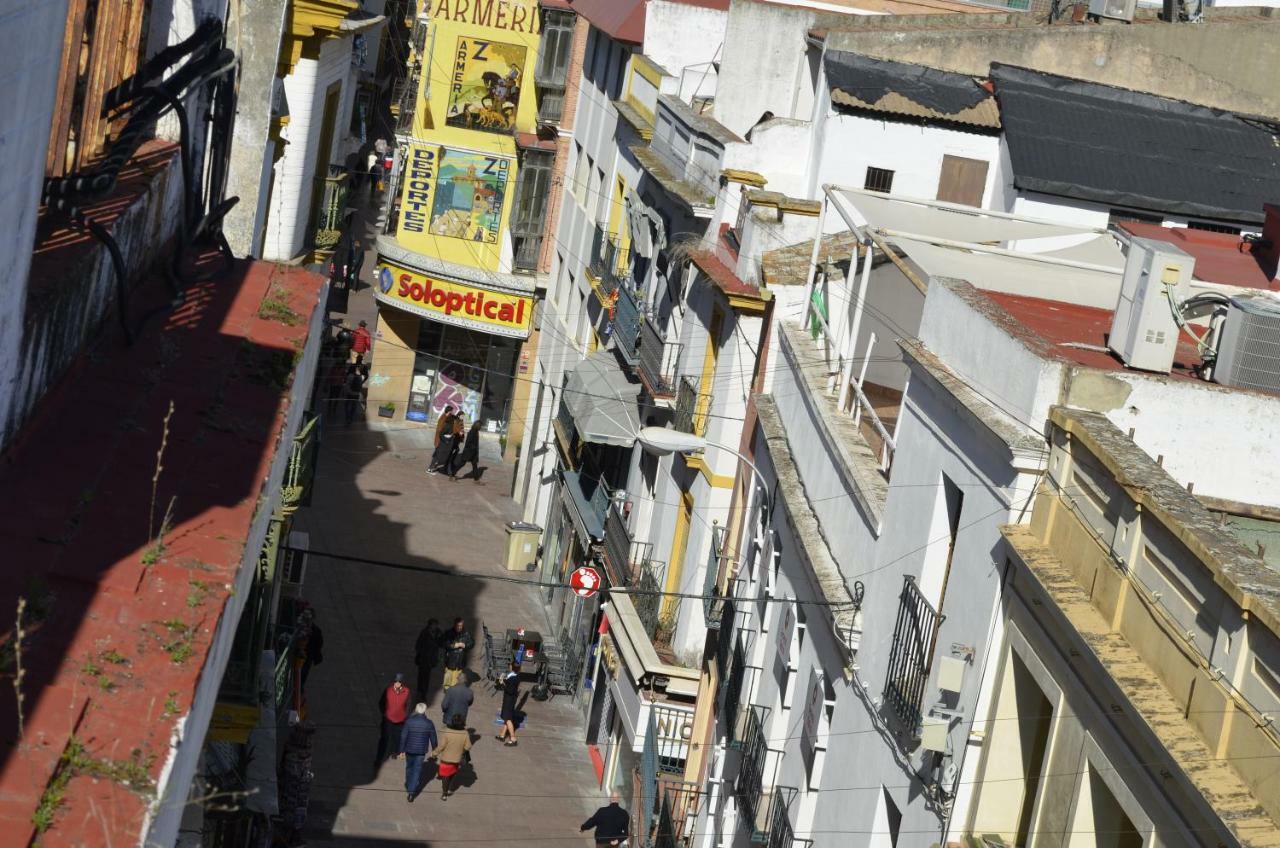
0;0;70;450
714;0;823;138
264;35;354;261
644;1;729;95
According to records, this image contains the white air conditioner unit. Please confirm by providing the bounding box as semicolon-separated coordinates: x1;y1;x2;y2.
1213;294;1280;392
1108;237;1194;374
1089;0;1137;21
280;531;309;599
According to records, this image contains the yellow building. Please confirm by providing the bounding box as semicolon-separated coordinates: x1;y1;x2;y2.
371;0;546;442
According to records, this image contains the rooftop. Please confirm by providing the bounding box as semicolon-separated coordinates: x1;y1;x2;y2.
1119;221;1280;291
567;0;730;44
825;50;1000;130
992;64;1280;225
0;257;324;844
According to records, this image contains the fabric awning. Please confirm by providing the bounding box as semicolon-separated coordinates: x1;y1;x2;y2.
831;187;1107;243
563;351;641;446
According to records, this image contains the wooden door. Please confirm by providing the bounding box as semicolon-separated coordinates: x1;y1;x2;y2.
936;155;989;208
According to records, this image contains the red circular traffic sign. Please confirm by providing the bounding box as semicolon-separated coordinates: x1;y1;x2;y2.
570;566;602;598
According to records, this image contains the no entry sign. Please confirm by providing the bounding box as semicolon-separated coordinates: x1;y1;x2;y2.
570;566;602;598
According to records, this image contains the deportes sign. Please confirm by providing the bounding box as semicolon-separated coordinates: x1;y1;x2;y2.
570;566;602;598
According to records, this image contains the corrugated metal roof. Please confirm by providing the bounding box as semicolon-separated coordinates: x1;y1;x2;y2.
993;63;1280;224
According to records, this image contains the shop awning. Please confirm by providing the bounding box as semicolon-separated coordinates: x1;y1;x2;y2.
563;352;641;447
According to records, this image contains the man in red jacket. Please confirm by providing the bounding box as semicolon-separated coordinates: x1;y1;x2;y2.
350;320;373;365
374;673;412;769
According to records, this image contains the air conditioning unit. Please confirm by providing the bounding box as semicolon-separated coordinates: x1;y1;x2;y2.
280;531;309;599
1213;293;1280;392
1108;237;1194;374
1089;0;1137;21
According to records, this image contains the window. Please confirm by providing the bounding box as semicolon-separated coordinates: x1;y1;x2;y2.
591;166;605;222
535;10;574;88
936;155;989;208
573;143;590;207
593;32;610;89
920;476;964;611
882;575;940;730
611;47;628;100
511;151;553;272
864;166;895;194
47;0;154;176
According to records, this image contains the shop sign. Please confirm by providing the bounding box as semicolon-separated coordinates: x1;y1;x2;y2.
776;603;795;666
208;701;260;744
376;262;533;338
430;0;542;34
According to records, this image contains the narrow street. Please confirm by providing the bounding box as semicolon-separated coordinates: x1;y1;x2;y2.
291;426;604;847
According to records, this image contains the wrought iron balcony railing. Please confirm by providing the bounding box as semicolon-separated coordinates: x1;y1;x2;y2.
753;787;799;848
703;523;727;628
651;704;696;775
735;703;771;831
639;317;682;399
652;781;706;848
613;282;642;365
674;375;712;435
312;165;350;254
537;86;565;125
883;574;942;733
513;232;541;273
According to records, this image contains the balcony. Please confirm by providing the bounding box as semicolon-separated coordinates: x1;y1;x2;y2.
752;787;799;848
312;165;350;255
537;87;565;125
602;501;642;584
702;524;730;629
613;282;642;365
512;231;541;274
735;703;771;829
673;375;712;435
561;468;611;543
652;703;697;775
651;781;707;848
393;74;418;135
639;317;682;399
883;575;941;732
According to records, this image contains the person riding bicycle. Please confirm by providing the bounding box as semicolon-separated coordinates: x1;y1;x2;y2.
581;794;630;846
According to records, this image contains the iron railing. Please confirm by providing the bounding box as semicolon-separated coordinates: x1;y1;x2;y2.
703;524;727;628
274;642;293;712
674;375;712;435
513;232;542;273
652;704;696;775
633;558;666;642
721;630;746;747
614;282;642;364
735;703;771;832
639;317;682;398
394;73;418;134
537;87;565;124
883;575;942;732
652;781;706;848
554;397;576;447
755;786;799;848
602;502;642;585
313;165;350;253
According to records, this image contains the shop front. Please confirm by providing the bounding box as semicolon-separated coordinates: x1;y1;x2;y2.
368;251;536;437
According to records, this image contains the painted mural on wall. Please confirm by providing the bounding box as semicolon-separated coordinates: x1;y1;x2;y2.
431;361;482;423
446;37;526;133
429;149;511;244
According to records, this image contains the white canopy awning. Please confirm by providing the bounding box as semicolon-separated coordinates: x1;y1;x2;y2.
563;352;641;447
829;186;1108;244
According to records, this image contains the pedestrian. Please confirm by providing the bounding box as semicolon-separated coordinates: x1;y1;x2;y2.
299;608;324;689
444;414;465;473
431;715;473;801
397;703;438;802
414;617;443;699
374;673;412;768
496;661;521;746
350;319;372;365
440;676;474;728
344;237;365;288
428;407;458;474
344;364;367;426
450;419;482;480
439;617;474;689
580;794;631;846
367;149;380;198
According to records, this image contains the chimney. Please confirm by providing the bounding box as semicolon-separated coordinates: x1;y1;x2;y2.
1259;203;1280;283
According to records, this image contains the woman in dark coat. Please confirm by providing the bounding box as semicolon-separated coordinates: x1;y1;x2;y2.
496;661;520;746
428;410;458;474
450;420;482;480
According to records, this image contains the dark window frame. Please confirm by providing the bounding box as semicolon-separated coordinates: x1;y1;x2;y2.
864;166;895;194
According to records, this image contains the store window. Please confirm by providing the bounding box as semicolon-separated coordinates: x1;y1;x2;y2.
404;322;520;434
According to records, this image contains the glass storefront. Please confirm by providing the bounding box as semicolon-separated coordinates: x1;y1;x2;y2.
404;320;519;432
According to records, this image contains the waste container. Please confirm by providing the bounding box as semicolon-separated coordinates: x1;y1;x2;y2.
504;522;542;572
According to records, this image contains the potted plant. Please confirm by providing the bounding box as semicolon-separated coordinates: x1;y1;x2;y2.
377;401;396;419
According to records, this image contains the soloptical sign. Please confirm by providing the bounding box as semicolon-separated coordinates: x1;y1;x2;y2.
376;263;533;339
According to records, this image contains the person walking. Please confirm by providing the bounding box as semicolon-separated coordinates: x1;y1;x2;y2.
367;149;381;199
298;608;324;689
449;419;482;480
581;795;631;846
440;677;474;728
431;716;473;801
414;617;443;699
343;238;365;288
439;617;474;689
397;703;438;802
428;407;458;474
496;661;521;746
350;320;372;365
374;673;412;768
343;364;367;427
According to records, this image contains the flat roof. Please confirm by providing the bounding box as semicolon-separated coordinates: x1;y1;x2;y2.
569;0;730;44
1119;222;1279;292
0;259;325;844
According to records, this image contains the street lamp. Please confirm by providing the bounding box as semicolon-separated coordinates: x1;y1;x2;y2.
635;426;771;510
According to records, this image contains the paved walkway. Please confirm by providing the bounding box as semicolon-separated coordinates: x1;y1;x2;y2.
292;425;604;847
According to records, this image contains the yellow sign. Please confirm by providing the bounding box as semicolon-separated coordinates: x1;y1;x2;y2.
376;262;534;338
447;37;527;133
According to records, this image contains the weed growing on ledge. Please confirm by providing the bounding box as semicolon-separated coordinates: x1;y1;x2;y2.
257;283;301;326
32;737;156;837
156;620;196;664
186;581;209;609
162;691;180;719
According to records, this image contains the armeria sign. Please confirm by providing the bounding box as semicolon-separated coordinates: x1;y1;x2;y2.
376;263;534;339
400;145;437;234
430;0;542;34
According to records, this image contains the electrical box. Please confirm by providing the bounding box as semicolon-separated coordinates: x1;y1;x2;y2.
1214;293;1280;392
938;656;966;693
504;522;542;572
1089;0;1137;21
1108;237;1194;374
920;715;950;753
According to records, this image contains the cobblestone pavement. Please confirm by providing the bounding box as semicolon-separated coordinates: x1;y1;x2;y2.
291;422;605;848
